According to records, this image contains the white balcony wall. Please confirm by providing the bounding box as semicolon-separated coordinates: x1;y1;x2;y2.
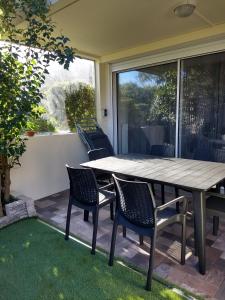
11;133;88;200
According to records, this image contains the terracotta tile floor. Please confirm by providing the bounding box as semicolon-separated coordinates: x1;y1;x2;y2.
35;187;225;299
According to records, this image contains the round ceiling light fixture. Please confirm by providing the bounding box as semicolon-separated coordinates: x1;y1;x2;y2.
174;0;197;18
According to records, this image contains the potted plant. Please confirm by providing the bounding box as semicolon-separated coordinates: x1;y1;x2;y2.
26;121;38;137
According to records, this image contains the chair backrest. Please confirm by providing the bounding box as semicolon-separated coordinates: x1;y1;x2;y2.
76;119;114;155
213;148;225;163
150;144;175;157
193;139;213;161
113;175;156;228
88;148;111;161
66;166;98;205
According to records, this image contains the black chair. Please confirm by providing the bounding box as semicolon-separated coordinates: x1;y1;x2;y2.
87;148;113;202
76;119;114;156
206;191;225;236
88;148;111;161
150;144;175;204
65;166;115;254
193;139;213;161
150;144;175;157
109;175;187;291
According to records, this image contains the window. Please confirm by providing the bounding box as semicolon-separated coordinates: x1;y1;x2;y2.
117;62;177;155
179;52;225;162
117;51;225;162
42;58;95;133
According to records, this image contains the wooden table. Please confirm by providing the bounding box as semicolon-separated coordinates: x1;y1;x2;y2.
81;154;225;274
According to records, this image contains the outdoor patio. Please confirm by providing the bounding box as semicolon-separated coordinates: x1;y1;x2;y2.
35;186;225;299
2;1;225;300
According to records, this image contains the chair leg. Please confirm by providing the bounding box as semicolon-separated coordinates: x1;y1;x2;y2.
146;233;156;291
109;218;118;266
110;202;114;220
91;209;99;255
122;226;126;238
181;215;186;265
175;187;180;213
161;184;165;205
213;216;219;236
65;201;72;240
84;210;89;222
139;235;144;246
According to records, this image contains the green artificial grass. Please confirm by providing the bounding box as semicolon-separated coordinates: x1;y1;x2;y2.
0;219;187;300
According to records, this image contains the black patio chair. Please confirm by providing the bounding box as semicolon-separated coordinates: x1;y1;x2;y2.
88;148;112;185
193;138;214;161
88;147;111;161
206;191;225;236
150;144;175;204
76;119;114;156
109;175;187;291
65;166;115;254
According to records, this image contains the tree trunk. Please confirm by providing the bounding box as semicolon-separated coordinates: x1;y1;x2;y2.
0;154;11;204
0;198;3;217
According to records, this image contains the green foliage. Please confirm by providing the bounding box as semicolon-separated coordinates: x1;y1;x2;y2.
65;83;96;131
147;69;177;125
119;66;177;130
136;66;177;125
26;117;56;133
0;0;74;167
0;0;75;202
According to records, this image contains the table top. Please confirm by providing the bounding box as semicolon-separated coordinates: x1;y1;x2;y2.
81;154;225;191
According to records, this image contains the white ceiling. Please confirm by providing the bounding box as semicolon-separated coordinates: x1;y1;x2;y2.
50;0;225;58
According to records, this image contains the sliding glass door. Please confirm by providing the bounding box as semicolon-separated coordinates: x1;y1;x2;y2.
117;62;177;155
179;52;225;162
116;51;225;163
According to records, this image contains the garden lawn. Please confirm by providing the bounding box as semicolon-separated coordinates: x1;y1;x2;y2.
0;219;186;300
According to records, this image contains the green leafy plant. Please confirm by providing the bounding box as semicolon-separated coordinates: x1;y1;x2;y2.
26;121;39;132
25;105;56;133
26;117;56;133
65;83;96;131
0;0;75;213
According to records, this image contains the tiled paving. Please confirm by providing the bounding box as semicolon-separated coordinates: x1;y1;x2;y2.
35;187;225;299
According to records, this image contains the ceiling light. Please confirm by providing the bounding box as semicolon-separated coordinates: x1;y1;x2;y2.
174;0;197;18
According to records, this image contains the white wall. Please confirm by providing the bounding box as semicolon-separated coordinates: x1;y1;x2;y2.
96;62;115;148
11;133;88;200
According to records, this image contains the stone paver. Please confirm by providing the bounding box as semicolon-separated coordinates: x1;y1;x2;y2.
35;187;225;299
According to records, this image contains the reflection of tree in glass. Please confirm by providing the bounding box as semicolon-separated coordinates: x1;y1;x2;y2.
42;82;69;131
119;64;177;128
137;65;177;125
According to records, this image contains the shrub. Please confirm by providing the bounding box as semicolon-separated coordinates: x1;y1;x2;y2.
65;83;96;131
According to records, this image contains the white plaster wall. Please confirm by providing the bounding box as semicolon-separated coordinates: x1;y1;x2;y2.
96;62;114;148
10;133;88;200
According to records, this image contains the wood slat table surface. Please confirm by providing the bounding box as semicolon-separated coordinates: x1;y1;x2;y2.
81;154;225;275
81;154;225;191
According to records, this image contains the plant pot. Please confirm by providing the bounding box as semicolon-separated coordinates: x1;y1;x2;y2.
26;130;35;137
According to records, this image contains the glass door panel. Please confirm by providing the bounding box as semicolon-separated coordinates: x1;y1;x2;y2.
117;62;177;155
179;52;225;162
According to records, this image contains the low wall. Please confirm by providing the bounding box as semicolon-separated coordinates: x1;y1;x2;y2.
11;133;88;200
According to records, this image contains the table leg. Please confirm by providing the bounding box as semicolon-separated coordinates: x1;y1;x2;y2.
192;191;206;275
